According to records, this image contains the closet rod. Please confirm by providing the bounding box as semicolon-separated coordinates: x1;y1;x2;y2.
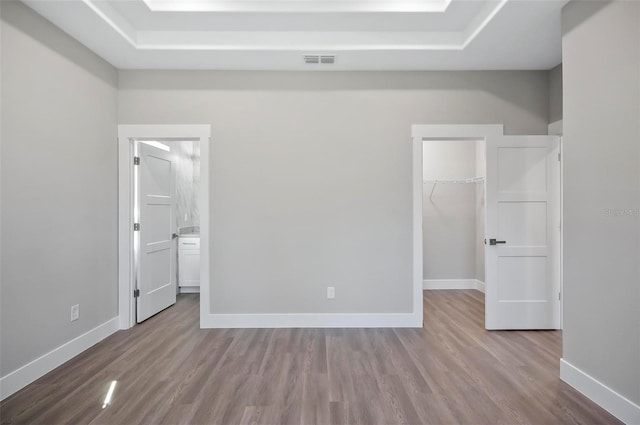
424;176;484;201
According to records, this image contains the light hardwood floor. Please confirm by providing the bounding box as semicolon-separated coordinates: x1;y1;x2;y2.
1;291;621;424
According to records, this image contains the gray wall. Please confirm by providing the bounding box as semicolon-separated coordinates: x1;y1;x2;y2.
549;64;563;123
562;0;640;405
0;1;118;376
118;70;549;314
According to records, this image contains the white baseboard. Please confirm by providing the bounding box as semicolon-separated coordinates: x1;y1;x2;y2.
179;286;200;294
0;317;119;401
423;279;485;293
201;312;421;328
560;359;640;425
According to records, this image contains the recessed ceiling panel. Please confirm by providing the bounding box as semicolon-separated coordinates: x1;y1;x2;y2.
110;0;488;32
141;0;452;13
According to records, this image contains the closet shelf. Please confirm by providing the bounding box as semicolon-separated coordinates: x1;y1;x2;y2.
424;176;484;184
424;176;485;200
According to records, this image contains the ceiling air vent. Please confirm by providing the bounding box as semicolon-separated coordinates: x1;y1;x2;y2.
304;55;335;65
304;55;320;64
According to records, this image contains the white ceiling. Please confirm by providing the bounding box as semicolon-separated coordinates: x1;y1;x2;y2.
21;0;567;70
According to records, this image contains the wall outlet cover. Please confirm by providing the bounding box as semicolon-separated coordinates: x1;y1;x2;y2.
327;286;336;299
71;304;79;322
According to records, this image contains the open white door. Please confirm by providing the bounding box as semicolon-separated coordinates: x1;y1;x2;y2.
136;141;176;323
485;135;560;330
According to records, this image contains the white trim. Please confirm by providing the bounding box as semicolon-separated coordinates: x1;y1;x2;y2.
118;125;211;329
198;135;211;328
423;279;485;292
0;317;119;401
412;135;425;327
412;124;504;139
546;121;565;329
117;136;134;329
560;359;640;425
475;280;486;293
201;313;417;328
558;132;564;330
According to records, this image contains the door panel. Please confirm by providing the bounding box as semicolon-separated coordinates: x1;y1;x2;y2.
497;147;548;192
497;202;547;246
136;141;176;323
485;136;560;330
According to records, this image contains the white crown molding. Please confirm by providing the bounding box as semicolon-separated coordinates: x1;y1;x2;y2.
82;0;138;47
136;30;465;51
461;0;508;48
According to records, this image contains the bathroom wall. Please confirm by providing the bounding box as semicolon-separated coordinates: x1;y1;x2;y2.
172;141;200;230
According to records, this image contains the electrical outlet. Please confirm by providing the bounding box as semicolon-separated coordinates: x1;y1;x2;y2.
327;286;336;299
70;304;79;322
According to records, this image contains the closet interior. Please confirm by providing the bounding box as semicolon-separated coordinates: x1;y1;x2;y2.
423;139;486;292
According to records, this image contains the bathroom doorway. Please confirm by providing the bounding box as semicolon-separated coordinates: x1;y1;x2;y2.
117;125;211;329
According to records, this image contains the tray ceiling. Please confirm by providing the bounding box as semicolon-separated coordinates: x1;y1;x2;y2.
21;0;567;70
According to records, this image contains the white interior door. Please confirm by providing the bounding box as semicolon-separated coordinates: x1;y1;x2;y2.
485;135;560;330
136;141;176;323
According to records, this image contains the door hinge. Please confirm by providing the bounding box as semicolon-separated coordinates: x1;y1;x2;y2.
557;152;561;162
134;156;140;165
134;223;140;231
558;292;561;301
134;289;140;298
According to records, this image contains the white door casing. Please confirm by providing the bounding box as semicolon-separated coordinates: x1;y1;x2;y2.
485;135;561;330
118;124;210;330
136;141;176;322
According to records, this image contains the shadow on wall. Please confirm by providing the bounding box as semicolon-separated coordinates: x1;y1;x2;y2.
1;1;117;86
562;1;611;36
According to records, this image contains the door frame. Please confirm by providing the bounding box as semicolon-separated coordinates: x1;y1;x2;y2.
412;124;563;329
548;120;563;329
118;124;211;329
411;124;503;324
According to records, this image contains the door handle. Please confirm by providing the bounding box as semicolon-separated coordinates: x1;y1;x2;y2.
489;239;506;245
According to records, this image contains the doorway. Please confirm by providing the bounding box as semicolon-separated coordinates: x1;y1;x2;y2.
422;138;486;293
412;125;562;330
118;125;211;329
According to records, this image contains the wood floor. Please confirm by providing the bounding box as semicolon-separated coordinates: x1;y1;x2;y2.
1;291;621;425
